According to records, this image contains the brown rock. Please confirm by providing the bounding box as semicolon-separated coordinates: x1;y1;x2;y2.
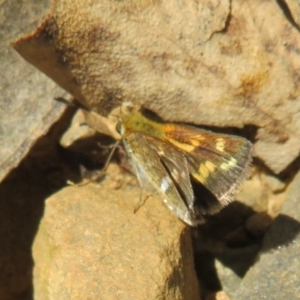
206;291;231;300
33;174;200;300
13;0;300;174
245;212;273;237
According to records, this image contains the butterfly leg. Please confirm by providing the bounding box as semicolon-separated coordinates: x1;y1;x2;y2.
67;141;120;187
133;188;152;213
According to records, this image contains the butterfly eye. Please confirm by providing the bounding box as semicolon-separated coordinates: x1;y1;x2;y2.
116;121;123;134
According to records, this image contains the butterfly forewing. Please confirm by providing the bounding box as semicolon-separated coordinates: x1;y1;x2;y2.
163;124;252;206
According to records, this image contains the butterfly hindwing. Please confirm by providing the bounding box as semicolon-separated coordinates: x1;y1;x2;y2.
146;136;194;210
123;132;202;225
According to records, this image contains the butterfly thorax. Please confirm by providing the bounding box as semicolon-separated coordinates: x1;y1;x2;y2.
119;111;166;139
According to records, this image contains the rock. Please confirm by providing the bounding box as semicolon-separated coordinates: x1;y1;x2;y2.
33;169;200;300
193;201;261;298
205;291;230;300
234;170;300;299
245;212;273;237
213;244;261;297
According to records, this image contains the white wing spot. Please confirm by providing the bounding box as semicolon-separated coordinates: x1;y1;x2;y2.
168;206;174;211
160;176;171;192
220;157;237;171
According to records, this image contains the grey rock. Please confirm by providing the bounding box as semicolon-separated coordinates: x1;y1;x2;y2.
234;170;300;299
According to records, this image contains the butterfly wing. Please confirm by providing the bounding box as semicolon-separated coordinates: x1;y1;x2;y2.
164;124;253;211
123;131;204;225
144;137;226;218
119;111;252;225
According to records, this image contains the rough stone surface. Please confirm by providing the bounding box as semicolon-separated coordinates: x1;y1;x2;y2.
245;212;273;237
13;0;300;174
234;170;300;299
0;0;69;182
33;167;200;300
0;114;77;300
193;200;262;298
205;291;230;300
